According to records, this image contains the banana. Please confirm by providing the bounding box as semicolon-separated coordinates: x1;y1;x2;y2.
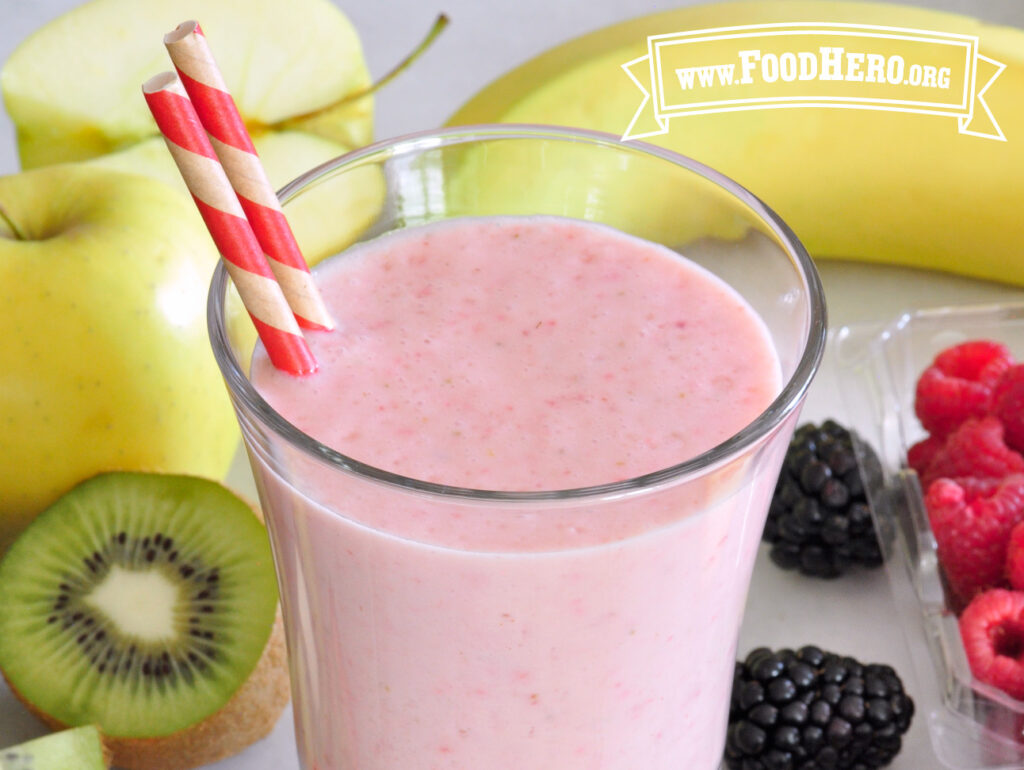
448;1;1024;286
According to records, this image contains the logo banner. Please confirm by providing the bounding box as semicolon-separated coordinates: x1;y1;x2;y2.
621;23;1005;141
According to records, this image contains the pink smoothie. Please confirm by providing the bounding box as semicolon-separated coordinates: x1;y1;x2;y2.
249;216;787;770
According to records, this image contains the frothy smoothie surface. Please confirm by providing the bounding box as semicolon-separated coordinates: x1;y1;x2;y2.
248;216;789;770
253;216;780;490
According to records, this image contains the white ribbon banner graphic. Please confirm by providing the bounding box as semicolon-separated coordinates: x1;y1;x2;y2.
621;22;1006;141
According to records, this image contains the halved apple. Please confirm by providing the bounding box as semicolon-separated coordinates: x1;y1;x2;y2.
1;0;382;262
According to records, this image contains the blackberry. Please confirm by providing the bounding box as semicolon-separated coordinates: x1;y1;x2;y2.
764;420;883;578
725;646;914;770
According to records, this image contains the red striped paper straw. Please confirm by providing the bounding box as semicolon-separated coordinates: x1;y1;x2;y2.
164;20;334;332
142;72;317;376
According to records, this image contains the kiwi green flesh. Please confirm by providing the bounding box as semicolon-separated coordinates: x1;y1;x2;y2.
0;473;279;738
0;725;106;769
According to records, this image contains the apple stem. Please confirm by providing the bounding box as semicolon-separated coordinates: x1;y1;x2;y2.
285;13;450;122
0;202;26;241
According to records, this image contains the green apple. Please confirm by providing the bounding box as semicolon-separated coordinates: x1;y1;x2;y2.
0;164;240;550
1;0;382;263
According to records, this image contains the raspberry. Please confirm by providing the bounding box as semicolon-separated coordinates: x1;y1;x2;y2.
993;364;1024;454
906;435;943;478
935;339;1014;381
960;589;1024;700
725;646;914;769
914;340;1013;437
915;369;993;438
921;417;1024;490
1008;522;1024;591
925;476;1024;603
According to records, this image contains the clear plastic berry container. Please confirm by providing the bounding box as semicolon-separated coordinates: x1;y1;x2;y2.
833;302;1024;770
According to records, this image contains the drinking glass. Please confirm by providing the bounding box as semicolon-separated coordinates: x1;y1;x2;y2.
208;125;826;770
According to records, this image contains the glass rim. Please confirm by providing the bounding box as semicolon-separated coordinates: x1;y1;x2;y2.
208;123;827;503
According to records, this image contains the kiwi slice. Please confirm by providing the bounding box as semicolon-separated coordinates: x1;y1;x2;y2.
0;726;108;769
0;473;279;739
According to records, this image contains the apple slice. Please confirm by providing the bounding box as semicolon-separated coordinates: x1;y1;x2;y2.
2;0;379;262
2;0;371;167
0;726;109;769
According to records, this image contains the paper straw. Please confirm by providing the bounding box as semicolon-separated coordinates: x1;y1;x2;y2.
142;72;317;376
164;21;334;332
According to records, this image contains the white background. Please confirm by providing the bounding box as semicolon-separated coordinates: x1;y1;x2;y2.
1;1;1023;769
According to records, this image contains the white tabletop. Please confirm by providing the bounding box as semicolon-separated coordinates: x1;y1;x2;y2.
1;1;1023;768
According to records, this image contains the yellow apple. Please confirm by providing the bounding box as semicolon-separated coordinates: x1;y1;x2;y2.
1;0;382;263
0;165;240;550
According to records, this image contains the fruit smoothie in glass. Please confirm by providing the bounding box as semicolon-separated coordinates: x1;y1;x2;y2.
209;126;826;770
